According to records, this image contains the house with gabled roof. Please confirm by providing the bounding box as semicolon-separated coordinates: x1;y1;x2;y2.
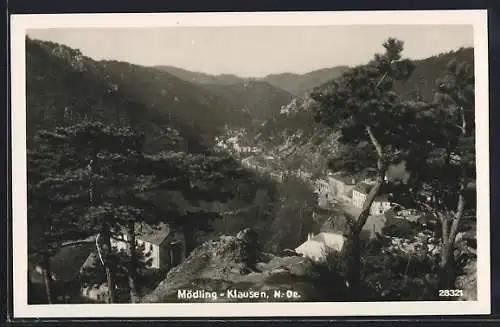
31;242;95;303
295;232;346;262
110;222;185;270
79;223;186;302
352;181;393;215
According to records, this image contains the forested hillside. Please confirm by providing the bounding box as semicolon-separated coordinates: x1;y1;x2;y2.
201;81;295;122
154;65;245;85
246;46;475;174
261;66;351;96
393;47;474;101
27;37;249;151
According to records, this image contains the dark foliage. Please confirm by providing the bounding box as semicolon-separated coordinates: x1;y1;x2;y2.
382;218;421;239
201;81;294;122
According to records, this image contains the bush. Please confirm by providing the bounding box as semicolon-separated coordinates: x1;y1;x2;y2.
307;249;350;302
382;218;420;239
360;237;439;301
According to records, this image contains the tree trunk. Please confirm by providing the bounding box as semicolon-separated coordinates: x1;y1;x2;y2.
41;253;54;304
346;234;361;299
183;225;196;257
346;125;387;299
438;241;456;293
104;267;116;303
126;222;140;303
99;226;117;303
437;167;466;295
347;171;384;297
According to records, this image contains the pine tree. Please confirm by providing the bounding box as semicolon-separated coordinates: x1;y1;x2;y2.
139;152;250;254
310;38;416;297
27;130;90;303
29;116;256;304
28;120;155;303
405;59;476;295
56;120;169;303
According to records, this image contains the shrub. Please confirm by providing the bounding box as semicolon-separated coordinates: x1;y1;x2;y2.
360;237;440;301
307;249;350;302
382;218;420;239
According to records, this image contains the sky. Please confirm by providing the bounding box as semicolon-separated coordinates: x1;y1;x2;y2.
27;25;473;78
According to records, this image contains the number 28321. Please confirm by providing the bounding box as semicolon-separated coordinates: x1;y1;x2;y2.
438;289;464;297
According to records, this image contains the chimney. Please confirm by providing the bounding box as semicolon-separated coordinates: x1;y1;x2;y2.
307;233;314;241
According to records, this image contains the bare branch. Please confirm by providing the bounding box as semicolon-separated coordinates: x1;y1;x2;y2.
365;126;384;159
375;71;389;88
448;180;466;244
60;238;96;248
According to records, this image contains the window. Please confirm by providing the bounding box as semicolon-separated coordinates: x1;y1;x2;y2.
150;244;153;252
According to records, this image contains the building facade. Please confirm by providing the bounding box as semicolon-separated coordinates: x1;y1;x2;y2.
110;223;186;269
295;232;346;262
328;172;356;201
352;182;371;208
370;195;393;215
351;182;392;215
315;178;331;208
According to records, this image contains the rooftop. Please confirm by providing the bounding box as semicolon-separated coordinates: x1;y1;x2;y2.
80;251;100;271
373;194;390;202
117;223;171;245
329;172;356;185
353;182;373;194
46;243;95;282
295;232;346;258
295;240;328;259
311;232;346;251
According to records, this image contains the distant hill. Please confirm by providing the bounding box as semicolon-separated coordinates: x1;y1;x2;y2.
96;60;246;142
201;81;295;122
261;66;351;96
393;47;474;102
156;65;351;96
154;65;246;85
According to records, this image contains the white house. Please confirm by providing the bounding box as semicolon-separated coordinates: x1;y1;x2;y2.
352;182;372;208
110;223;185;270
295;232;346;262
79;223;186;302
352;182;392;215
370;194;393;215
315;178;331;208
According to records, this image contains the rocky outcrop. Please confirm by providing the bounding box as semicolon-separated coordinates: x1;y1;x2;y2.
455;257;477;301
142;228;335;303
454;236;477;301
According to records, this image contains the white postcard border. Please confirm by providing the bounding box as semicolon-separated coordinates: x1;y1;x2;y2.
10;10;491;318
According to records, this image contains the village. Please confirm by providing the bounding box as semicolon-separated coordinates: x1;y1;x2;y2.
214;132;436;262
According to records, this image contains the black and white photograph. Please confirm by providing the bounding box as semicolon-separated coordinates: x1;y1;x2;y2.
10;10;490;318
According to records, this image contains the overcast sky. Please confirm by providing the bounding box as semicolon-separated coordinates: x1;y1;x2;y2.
27;25;473;78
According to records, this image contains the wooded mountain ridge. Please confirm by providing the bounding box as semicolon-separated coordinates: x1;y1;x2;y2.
155;64;351;96
239;46;474;178
27;36;472;156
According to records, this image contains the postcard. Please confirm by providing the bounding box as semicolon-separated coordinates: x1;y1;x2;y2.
10;10;490;318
